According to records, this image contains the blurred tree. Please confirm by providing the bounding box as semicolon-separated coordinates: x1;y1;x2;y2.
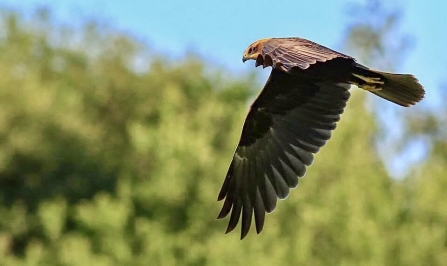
0;7;255;265
342;0;423;179
343;0;447;265
343;0;412;70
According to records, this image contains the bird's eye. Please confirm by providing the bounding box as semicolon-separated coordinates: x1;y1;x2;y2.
249;46;255;53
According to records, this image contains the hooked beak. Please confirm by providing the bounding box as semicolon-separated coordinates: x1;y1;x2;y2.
242;54;248;63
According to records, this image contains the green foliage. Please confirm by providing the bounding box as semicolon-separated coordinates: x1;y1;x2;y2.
0;8;445;266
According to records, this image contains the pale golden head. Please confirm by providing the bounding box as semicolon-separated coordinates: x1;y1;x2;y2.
242;38;270;62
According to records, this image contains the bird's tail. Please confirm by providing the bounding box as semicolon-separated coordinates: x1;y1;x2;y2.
350;64;425;107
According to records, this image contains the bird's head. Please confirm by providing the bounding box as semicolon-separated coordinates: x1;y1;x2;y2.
242;38;269;63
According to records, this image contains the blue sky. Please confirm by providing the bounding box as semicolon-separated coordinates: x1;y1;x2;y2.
3;0;446;102
2;0;446;176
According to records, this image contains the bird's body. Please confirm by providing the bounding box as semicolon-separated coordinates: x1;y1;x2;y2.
218;37;425;239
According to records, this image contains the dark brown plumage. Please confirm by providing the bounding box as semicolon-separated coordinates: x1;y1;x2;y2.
218;37;425;239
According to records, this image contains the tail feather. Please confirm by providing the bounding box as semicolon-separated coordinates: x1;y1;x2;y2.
351;65;425;107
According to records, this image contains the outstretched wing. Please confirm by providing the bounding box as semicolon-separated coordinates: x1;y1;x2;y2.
262;38;353;70
217;68;350;239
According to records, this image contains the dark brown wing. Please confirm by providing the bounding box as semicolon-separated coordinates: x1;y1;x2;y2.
217;68;350;239
262;38;353;71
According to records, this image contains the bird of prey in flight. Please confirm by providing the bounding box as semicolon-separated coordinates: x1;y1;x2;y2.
217;37;425;239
